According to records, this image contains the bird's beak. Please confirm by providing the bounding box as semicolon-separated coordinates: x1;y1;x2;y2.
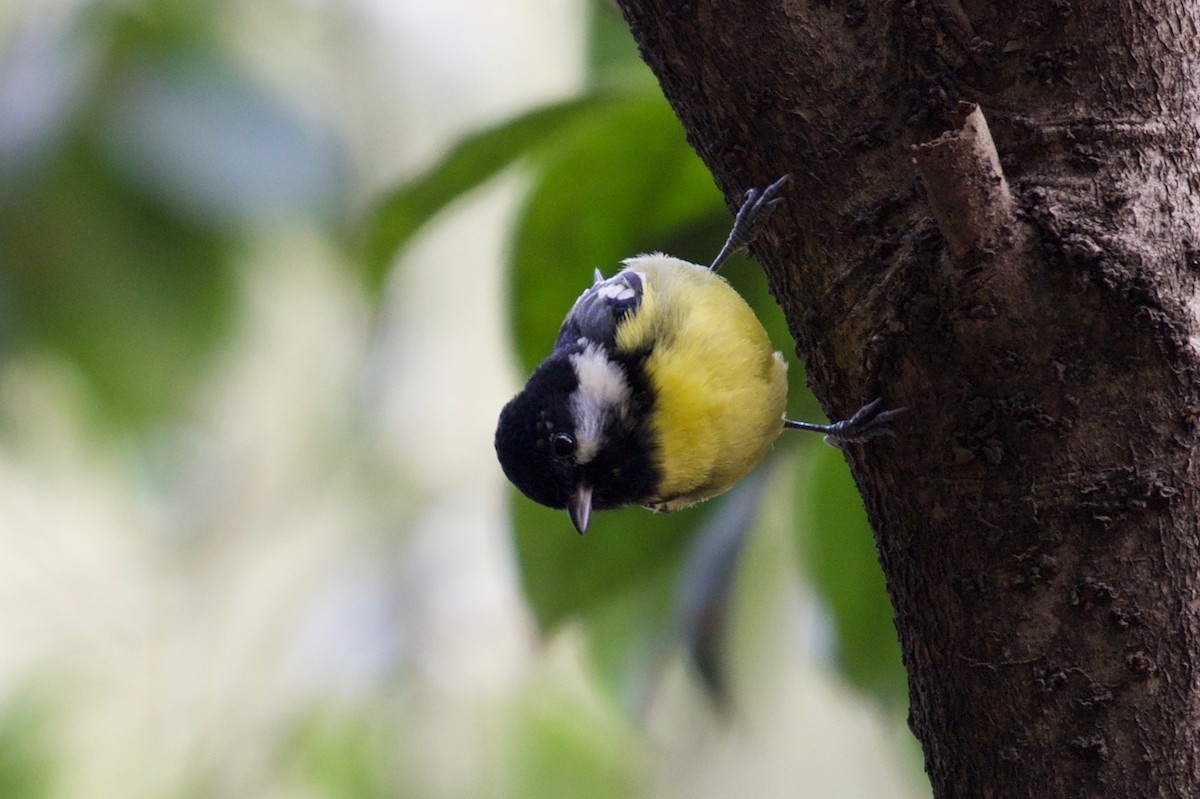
567;484;593;535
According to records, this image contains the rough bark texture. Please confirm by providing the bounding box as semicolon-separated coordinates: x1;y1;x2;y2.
613;1;1200;796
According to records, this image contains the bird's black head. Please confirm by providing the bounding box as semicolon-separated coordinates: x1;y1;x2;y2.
494;347;658;533
495;355;580;512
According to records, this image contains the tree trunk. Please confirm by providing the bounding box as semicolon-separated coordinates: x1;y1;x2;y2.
612;1;1200;796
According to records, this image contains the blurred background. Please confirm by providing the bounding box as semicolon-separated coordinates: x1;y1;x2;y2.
0;0;930;796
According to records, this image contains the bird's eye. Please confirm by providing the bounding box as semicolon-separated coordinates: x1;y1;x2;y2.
549;432;576;458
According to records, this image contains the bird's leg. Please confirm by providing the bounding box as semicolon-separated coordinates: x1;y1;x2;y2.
708;174;791;272
784;398;904;447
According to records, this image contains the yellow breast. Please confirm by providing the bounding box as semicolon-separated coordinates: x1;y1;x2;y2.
615;254;788;511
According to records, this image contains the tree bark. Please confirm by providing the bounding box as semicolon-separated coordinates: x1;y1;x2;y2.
613;1;1200;796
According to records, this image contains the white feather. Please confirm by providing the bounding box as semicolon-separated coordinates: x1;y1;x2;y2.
569;344;630;464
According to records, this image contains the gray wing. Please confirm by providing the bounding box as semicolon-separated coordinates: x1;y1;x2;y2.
553;269;644;351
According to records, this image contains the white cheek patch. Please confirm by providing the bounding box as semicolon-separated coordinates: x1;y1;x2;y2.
569;344;631;464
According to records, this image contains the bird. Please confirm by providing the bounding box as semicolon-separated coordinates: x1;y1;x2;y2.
495;175;900;534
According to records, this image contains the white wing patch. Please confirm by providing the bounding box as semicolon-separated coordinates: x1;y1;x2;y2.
569;343;630;464
594;280;638;302
575;269;643;305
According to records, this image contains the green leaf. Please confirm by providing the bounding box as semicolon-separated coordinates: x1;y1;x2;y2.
794;444;907;706
512;483;768;711
509;94;721;371
512;495;701;633
358;94;623;292
580;567;679;712
675;469;767;702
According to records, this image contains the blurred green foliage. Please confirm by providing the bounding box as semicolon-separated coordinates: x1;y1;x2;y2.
290;708;396;799
514;496;703;706
514;686;649;799
360;94;622;293
365;0;907;717
0;0;917;793
796;444;908;707
0;694;52;799
0;0;342;427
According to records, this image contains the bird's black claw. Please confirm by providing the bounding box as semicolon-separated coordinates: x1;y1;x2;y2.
709;174;791;272
728;175;790;248
822;398;905;447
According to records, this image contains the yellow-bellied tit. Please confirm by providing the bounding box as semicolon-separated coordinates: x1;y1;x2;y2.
495;175;901;534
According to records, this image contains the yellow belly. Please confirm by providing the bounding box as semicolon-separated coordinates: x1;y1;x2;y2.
615;255;788;511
